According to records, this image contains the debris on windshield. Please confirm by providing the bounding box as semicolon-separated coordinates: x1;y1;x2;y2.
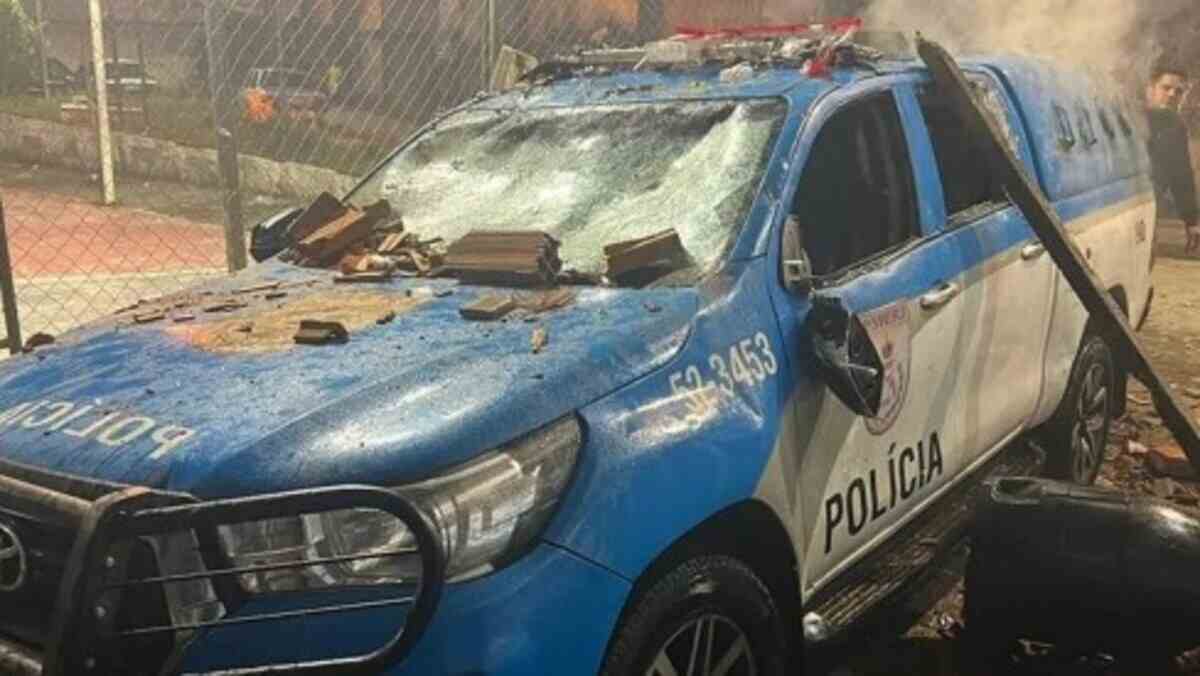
204;299;248;314
604;229;691;287
294;320;350;346
168;290;424;354
372;233;446;277
338;253;396;276
294;200;390;267
460;294;516;321
719;62;755;83
22;332;55;352
556;269;605;286
288;191;345;243
235;281;282;295
445;230;562;287
334;271;393;284
531;326;548;354
376;232;410;254
514;288;576;315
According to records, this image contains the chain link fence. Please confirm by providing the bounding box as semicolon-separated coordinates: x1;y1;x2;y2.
0;0;771;351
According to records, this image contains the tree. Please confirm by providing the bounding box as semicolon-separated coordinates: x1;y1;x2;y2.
0;0;35;96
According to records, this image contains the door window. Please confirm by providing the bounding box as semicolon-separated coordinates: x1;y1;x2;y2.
918;84;1010;225
791;94;920;277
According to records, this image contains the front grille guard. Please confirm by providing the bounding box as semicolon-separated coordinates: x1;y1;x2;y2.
0;464;445;676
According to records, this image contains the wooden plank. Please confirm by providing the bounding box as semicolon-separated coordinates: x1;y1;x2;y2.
915;37;1200;469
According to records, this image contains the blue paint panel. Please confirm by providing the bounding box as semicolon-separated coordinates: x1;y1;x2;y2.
179;544;630;675
545;258;794;579
974;57;1152;201
0;263;696;495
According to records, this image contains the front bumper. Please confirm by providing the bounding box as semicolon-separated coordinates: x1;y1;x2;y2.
0;459;444;675
178;543;632;675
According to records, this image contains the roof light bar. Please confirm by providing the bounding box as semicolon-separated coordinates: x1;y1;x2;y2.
673;17;864;42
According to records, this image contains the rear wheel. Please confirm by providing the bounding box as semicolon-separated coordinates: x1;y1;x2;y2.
1041;334;1115;485
600;556;787;676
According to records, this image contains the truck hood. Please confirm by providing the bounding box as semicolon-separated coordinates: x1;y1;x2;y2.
0;263;696;497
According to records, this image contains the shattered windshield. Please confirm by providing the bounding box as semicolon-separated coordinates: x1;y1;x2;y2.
349;99;786;278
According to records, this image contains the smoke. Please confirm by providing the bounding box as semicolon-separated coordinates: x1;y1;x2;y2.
856;0;1195;95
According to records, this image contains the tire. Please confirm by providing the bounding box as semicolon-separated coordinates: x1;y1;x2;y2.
1040;334;1115;485
600;556;788;676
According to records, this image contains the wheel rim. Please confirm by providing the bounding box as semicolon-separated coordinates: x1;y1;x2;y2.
1071;361;1110;482
645;613;757;676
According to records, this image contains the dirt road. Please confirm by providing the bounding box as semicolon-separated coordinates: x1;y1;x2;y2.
838;227;1200;676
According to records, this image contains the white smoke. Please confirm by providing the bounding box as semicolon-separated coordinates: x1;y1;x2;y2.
764;0;1196;98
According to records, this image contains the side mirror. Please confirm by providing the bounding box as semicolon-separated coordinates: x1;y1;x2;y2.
782;215;815;295
249;207;303;263
784;256;815;296
806;294;884;417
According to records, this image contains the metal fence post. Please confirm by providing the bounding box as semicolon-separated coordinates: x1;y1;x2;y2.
487;0;496;84
86;0;117;205
203;0;247;272
34;0;49;100
135;0;150;129
0;198;23;356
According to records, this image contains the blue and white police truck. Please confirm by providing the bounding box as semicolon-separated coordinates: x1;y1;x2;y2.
0;25;1155;676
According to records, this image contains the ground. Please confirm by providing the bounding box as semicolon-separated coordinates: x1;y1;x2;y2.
838;220;1200;675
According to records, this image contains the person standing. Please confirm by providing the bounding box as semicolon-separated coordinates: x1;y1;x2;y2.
1146;61;1200;253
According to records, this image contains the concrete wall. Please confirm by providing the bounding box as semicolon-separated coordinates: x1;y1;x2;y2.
0;112;358;201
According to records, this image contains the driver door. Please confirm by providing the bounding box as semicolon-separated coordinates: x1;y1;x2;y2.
773;89;979;595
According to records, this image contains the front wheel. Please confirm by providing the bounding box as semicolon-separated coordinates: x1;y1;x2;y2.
600;556;788;676
1040;334;1115;485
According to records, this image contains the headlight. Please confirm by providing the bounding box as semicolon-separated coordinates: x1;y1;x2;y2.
217;415;582;590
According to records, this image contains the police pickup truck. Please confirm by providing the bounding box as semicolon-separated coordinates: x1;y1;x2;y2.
0;26;1154;676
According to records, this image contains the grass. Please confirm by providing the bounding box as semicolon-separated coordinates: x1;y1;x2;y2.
0;90;413;178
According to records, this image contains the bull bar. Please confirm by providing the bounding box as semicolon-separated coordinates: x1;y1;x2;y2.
0;458;445;675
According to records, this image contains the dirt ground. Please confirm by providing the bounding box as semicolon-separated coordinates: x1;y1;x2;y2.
836;223;1200;676
0;160;299;339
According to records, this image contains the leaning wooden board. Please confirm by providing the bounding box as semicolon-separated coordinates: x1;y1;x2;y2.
916;37;1200;469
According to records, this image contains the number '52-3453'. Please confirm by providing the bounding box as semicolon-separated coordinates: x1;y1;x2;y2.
669;333;778;428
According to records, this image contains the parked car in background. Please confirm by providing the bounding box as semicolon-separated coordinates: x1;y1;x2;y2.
79;58;160;95
244;67;328;113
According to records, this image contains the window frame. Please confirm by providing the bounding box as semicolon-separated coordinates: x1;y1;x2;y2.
788;91;924;285
914;80;1013;230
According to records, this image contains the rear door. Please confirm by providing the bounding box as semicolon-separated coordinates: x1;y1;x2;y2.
907;74;1054;453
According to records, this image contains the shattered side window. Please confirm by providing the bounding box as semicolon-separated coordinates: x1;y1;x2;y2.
350;99;787;278
971;78;1021;158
